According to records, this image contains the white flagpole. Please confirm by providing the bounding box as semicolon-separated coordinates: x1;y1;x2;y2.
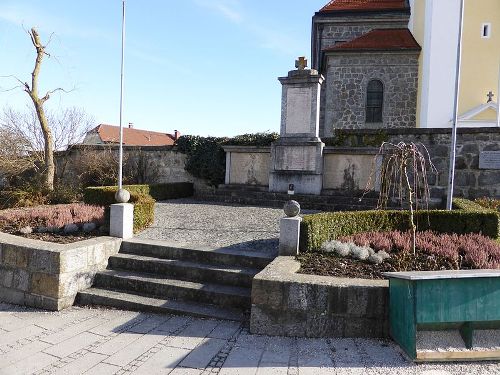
497;63;500;128
118;0;126;191
446;0;465;211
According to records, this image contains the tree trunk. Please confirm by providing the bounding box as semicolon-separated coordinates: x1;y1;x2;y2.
26;28;55;191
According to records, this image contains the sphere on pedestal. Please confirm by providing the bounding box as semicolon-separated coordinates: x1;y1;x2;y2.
115;188;130;203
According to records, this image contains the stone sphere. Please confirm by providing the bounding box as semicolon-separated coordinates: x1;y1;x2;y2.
115;188;130;203
284;200;300;217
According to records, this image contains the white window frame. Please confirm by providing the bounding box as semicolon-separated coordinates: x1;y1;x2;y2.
481;23;492;39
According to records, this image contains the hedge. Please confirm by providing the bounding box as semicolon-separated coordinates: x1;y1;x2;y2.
83;182;193;206
300;199;500;252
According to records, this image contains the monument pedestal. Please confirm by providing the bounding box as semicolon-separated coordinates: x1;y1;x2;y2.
269;58;325;195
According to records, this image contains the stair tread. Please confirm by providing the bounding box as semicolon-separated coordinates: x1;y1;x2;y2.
111;253;260;276
78;288;246;321
97;269;251;298
123;238;275;261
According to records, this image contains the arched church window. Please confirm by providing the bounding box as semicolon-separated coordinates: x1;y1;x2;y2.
366;80;383;123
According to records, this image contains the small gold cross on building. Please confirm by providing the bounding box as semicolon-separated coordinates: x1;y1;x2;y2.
487;91;494;103
295;56;308;70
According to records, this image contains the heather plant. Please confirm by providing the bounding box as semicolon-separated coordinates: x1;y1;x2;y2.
0;203;105;231
339;230;500;270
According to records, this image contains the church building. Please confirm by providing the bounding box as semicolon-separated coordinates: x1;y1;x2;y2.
312;0;500;135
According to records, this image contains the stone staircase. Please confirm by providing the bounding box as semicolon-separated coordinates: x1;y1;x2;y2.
196;184;398;211
76;238;274;321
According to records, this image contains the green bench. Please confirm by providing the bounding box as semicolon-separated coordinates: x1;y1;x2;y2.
383;270;500;362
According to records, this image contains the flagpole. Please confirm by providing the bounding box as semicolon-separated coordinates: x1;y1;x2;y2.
118;0;126;191
446;0;465;210
497;63;500;128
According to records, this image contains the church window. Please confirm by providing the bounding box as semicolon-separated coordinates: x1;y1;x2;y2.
366;80;384;123
481;23;491;38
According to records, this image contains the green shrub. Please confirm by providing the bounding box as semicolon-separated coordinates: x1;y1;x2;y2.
175;132;279;186
474;197;500;211
300;199;500;252
130;193;155;233
83;182;193;206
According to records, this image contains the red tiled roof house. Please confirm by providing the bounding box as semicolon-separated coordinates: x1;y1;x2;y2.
83;124;180;147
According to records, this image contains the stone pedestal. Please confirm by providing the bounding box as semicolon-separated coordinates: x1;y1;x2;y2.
110;203;134;239
269;61;325;195
279;216;302;256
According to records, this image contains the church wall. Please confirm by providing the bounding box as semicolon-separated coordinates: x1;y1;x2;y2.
322;52;419;135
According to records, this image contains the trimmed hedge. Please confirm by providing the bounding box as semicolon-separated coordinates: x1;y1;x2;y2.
130;193;155;233
300;199;500;252
83;182;193;206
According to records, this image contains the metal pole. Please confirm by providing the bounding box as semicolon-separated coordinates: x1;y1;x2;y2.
446;0;465;210
497;63;500;128
118;0;126;190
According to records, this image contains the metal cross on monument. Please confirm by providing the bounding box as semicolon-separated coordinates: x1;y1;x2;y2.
295;56;308;70
487;91;495;103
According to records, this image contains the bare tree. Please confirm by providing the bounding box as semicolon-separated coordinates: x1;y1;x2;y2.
0;105;94;184
1;28;71;191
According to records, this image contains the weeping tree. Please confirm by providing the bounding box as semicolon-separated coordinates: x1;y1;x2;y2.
1;28;70;191
367;142;437;255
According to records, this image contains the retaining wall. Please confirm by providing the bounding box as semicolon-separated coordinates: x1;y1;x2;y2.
251;256;389;338
0;233;121;310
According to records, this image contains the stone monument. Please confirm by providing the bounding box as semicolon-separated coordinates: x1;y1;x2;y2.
269;57;325;195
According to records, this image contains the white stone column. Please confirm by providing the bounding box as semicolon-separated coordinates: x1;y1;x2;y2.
110;203;134;239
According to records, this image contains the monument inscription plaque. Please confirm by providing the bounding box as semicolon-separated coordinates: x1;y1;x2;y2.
285;88;311;134
479;151;500;169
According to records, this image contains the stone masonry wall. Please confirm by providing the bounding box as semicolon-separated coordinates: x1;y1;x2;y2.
321;52;419;136
56;145;198;187
251;257;389;338
0;233;121;310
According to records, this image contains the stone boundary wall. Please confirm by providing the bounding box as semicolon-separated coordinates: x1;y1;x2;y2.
0;233;121;310
223;146;271;186
56;144;197;187
222;128;500;200
250;256;389;338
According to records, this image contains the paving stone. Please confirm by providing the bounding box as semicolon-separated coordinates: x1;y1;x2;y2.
103;331;166;366
91;332;143;356
170;368;204;375
126;314;171;334
219;346;263;375
83;362;121;375
179;338;227;369
0;324;45;347
133;345;191;374
0;351;59;375
256;365;288;374
88;311;143;336
0;313;29;332
43;331;102;358
0;340;51;369
52;352;108;375
40;317;108;345
207;321;241;340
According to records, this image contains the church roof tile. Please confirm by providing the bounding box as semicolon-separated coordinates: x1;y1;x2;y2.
319;0;407;13
323;28;421;52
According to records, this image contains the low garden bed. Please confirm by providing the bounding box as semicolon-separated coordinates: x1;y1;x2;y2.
0;203;105;244
298;199;500;280
298;230;500;279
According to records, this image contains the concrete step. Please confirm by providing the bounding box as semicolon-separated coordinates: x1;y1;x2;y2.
76;288;246;321
94;269;251;309
108;253;258;288
121;238;273;270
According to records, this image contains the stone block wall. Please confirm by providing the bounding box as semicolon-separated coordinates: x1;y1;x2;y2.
0;233;121;310
56;145;195;186
224;146;270;186
251;257;389;338
321;52;420;136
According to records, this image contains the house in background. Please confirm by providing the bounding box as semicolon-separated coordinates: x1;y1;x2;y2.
82;124;181;146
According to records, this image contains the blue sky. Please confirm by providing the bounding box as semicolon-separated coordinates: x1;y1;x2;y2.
0;0;327;137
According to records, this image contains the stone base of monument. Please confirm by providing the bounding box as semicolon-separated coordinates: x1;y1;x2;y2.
269;139;324;195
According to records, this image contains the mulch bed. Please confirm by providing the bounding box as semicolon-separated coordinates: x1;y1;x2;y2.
297;251;458;280
1;229;103;244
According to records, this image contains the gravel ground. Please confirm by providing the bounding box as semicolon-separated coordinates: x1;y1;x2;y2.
137;199;316;256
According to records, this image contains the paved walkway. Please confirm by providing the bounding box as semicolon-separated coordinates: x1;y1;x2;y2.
1;303;499;375
136;199;296;257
